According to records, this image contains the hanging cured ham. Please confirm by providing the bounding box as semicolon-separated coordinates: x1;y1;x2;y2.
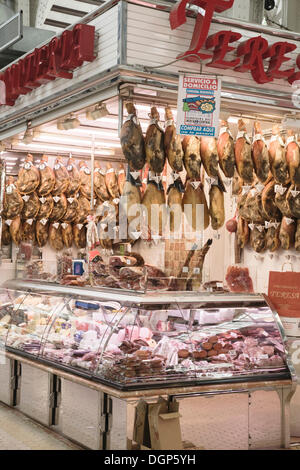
94;162;110;201
235;119;254;184
2;221;11;245
62;196;79;223
16;154;40;194
164;107;183;173
49;223;64;251
74;195;90;224
9;217;22;246
52;157;70;195
295;220;300;252
37;155;55;196
119;173;142;239
79;161;92;199
252;121;270;183
182;136;201;180
142;180;166;236
279;217;296;250
3;177;23;219
286;130;300;185
145;107;165;174
21;192;40;220
250;226;266;253
209;184;225;230
73;224;87;249
238;188;264;223
22;220;36;244
237;217;249;248
275;184;292;217
200;137;219;178
120;102;146;171
50;193;67;221
36;220;49;247
232;169;243;196
118;164;126;195
167;178;183;233
61;223;73;248
182;180;209;231
65;157;81;196
105;163;120;199
268;125;289;185
37;195;54;220
286;185;300;218
217;120;235;178
261;180;281;221
266;223;281;252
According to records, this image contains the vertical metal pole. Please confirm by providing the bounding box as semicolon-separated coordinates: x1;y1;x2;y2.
118;96;123;138
91;134;95;211
0;156;6;260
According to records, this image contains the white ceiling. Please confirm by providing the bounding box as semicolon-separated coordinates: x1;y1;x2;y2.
38;0;105;33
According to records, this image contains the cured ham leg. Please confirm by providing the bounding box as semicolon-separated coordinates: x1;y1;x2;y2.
200;136;219;178
182;180;209;231
38;155;55;196
268;124;289;184
164;107;183;172
182;136;201;180
217;120;235;178
286;130;300;185
105;163;119;199
145;107;166;174
16;154;40;194
279;217;296;249
120;102;145;171
209;184;225;230
235;119;254;183
252;121;270;183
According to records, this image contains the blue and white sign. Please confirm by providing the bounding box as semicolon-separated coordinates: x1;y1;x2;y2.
177;74;222;137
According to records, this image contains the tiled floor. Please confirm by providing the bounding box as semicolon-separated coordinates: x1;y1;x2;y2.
0;403;81;450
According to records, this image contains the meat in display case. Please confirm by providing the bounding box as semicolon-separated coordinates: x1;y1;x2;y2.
0;281;293;390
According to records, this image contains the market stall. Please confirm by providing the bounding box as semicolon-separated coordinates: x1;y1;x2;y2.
0;0;299;450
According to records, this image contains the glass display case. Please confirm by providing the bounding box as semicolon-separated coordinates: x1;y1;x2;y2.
0;280;293;391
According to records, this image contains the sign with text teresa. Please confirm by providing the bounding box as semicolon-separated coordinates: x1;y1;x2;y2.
177;74;221;137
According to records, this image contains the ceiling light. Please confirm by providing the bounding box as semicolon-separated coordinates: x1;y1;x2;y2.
16;142;115;156
57;114;81;131
86;103;109;121
23;129;34;145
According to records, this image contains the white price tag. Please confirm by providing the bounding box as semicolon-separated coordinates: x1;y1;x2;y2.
39;163;47;170
291;190;300;198
113;198;120;205
40;218;48;226
24;162;32;170
61;223;68;229
67;198;74;204
193;267;200;274
26;219;33;225
53;196;61;203
22;195;30;202
5;220;12;226
106;168;114;174
39;197;46;203
77;224;83;230
53;222;60;229
182;266;189;273
285;218;295;225
275;185;287;195
165;119;174;128
248;223;255;231
54;164;61;170
256;225;265;233
118;169;125;175
242;185;251;195
84;167;91;175
191;181;201;190
130;171;140;180
67;165;73;172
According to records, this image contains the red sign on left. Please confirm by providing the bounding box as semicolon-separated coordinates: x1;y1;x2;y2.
0;23;96;107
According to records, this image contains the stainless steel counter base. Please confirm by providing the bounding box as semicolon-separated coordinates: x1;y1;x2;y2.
0;351;294;450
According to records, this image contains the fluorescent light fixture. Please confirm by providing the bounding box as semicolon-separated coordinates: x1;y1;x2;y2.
282;116;300;130
16;142;114;156
5;157;18;161
57;114;81;130
86;103;109;121
34;134;121;149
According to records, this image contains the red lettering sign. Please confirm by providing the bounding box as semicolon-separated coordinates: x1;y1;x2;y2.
206;31;242;69
170;0;234;60
265;41;297;80
0;24;96;106
169;0;300;87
